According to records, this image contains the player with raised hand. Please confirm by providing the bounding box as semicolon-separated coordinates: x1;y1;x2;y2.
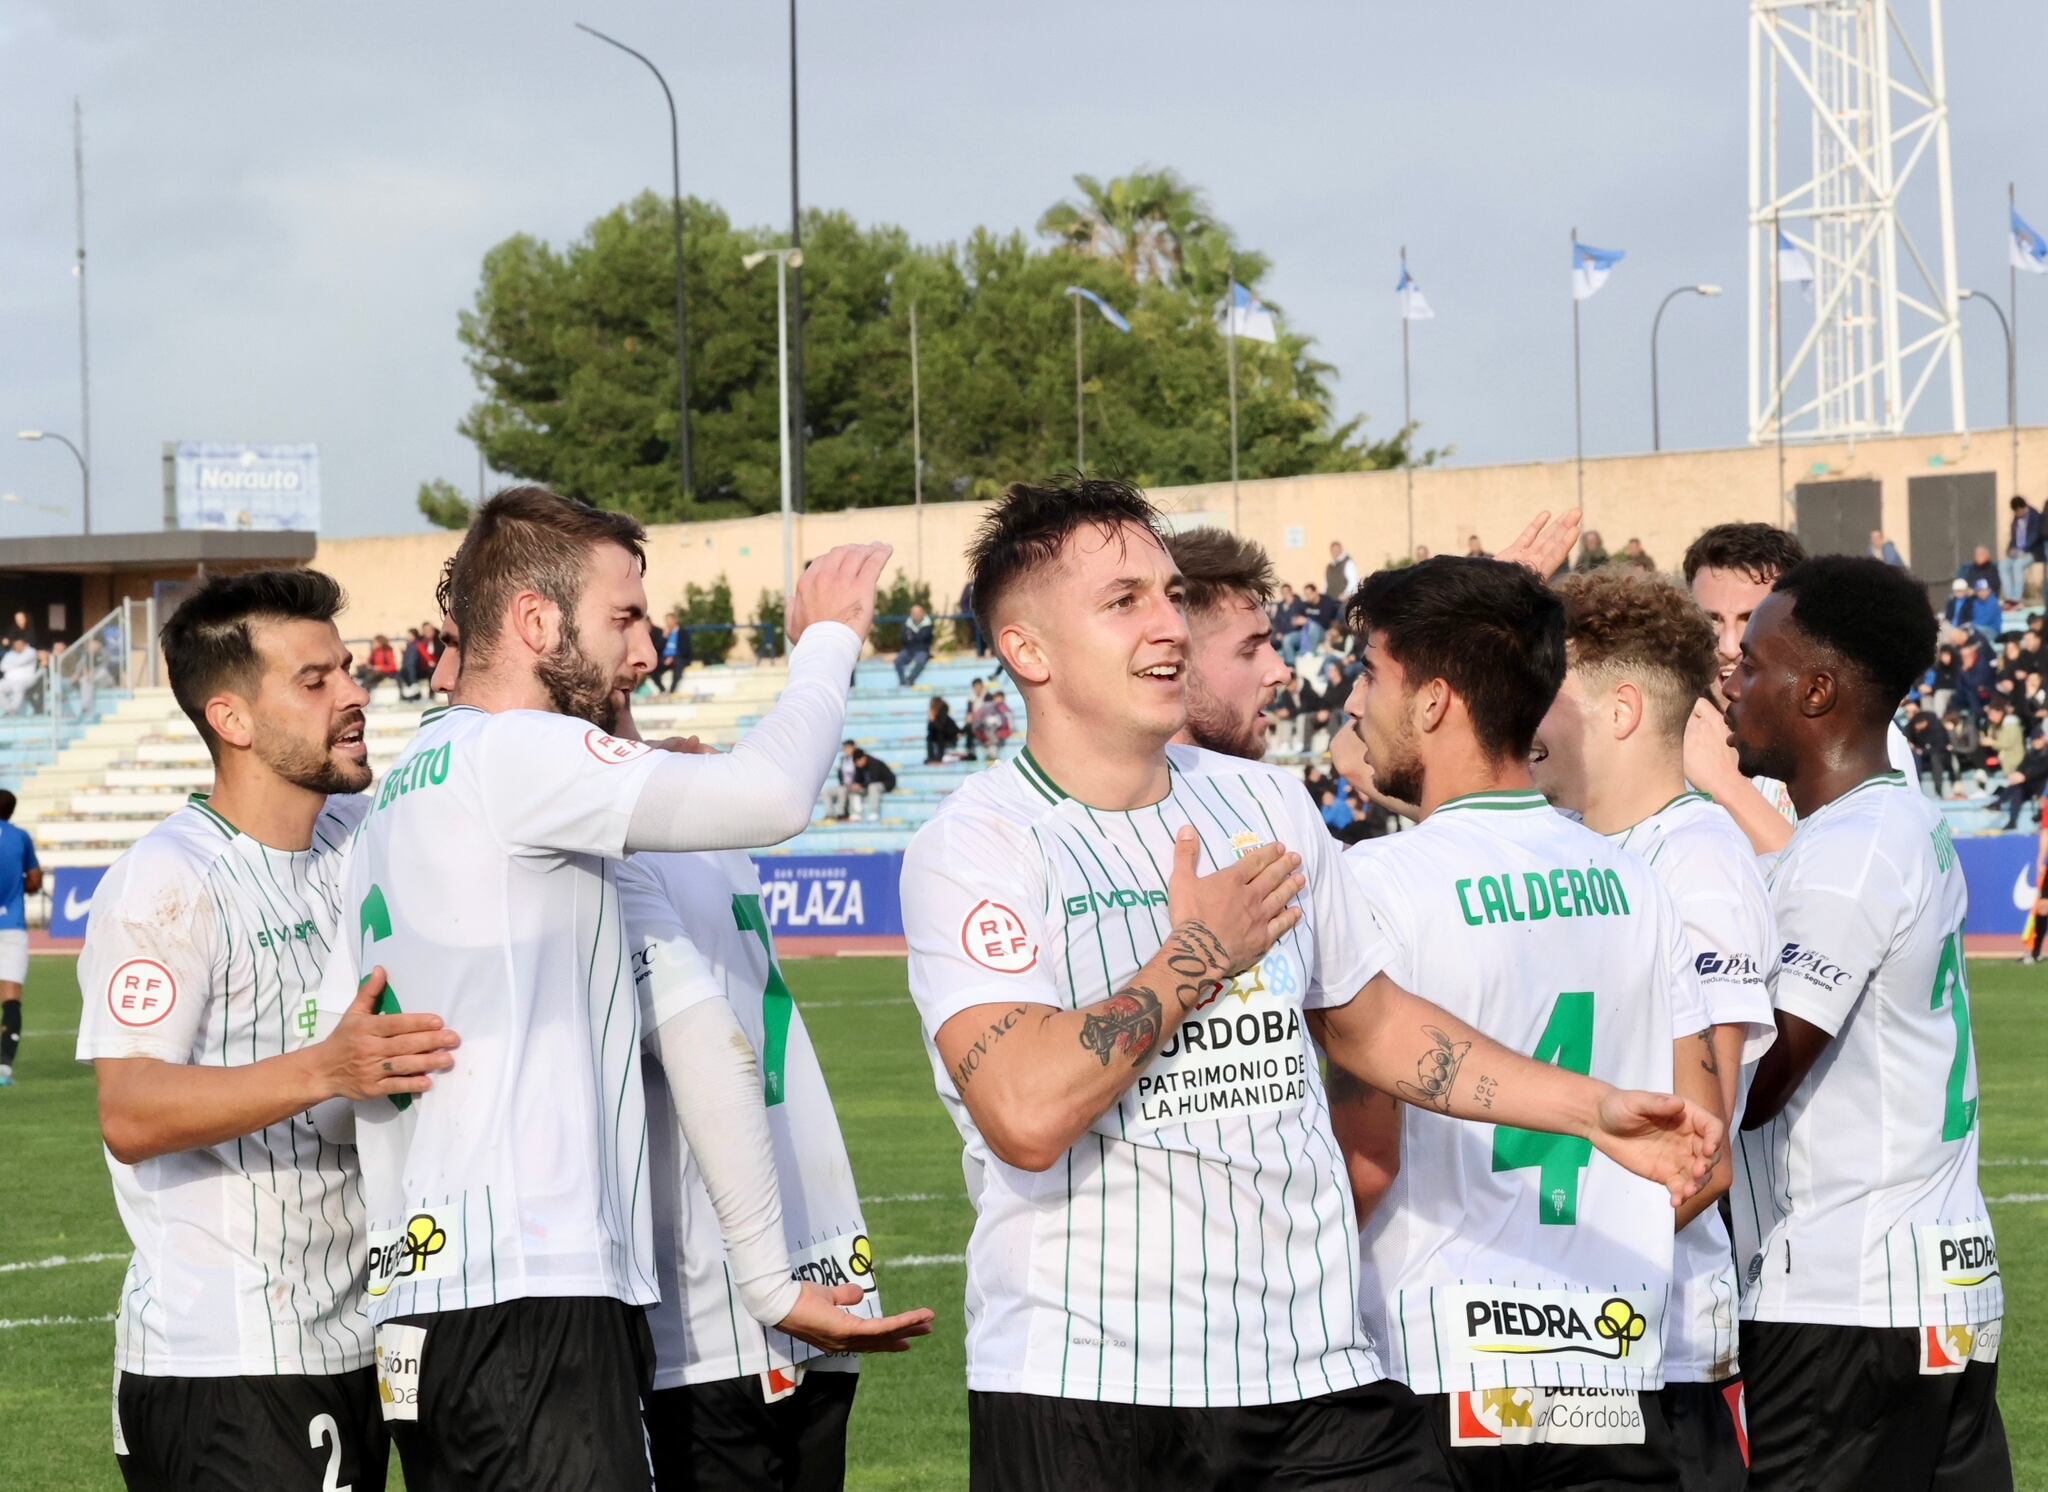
314;486;891;1491
1681;523;1918;855
901;478;1717;1491
1722;555;2009;1489
1529;569;1778;1491
1326;558;1722;1487
77;569;463;1492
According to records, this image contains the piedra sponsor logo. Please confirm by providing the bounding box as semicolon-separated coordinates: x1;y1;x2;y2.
1917;1222;2000;1291
366;1213;450;1298
1453;1289;1655;1366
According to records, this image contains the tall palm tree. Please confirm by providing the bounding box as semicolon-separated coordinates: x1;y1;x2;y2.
1038;168;1217;285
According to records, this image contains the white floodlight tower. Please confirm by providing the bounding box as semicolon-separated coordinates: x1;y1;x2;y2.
1747;0;1965;447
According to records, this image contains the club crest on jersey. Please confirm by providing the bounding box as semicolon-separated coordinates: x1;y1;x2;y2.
106;958;177;1028
960;900;1036;973
1448;1287;1662;1372
1229;831;1265;860
583;729;650;764
366;1212;455;1297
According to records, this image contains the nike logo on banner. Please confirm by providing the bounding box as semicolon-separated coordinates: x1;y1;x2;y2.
63;888;93;921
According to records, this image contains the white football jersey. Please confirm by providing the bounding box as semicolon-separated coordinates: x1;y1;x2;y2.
315;704;669;1324
1608;791;1777;1384
902;744;1389;1408
76;794;373;1377
1734;772;2000;1331
1751;722;1918;825
1344;789;1709;1395
630;849;873;1388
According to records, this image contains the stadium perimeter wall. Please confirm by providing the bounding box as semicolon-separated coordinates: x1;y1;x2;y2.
314;428;2048;642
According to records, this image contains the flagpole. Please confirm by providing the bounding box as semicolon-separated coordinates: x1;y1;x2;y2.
1074;293;1086;472
1227;267;1242;532
1401;247;1415;560
1773;209;1787;527
1571;227;1584;510
2012;181;2022;498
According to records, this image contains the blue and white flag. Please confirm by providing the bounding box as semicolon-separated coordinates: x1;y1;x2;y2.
1220;281;1279;343
1397;260;1434;321
1777;230;1815;286
1571;240;1625;301
2012;209;2048;276
1064;286;1131;332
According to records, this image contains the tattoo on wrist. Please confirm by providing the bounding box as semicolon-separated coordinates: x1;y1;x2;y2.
1695;1030;1721;1079
1474;1075;1498;1111
1164;921;1231;1011
952;1006;1027;1091
1078;986;1165;1068
1396;1026;1473;1113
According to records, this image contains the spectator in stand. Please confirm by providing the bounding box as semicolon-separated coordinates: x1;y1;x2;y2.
1294;657;1349;756
1324;540;1360;601
1573;529;1610;571
1272;584;1312;663
1903;699;1951;797
1957;543;2000;593
1997;721;2048;829
2006;496;2045;602
959;579;987;656
2022;630;2046;675
2032;613;2047;644
1997;638;2028;692
1969;578;2004;638
1411;544;1431;564
653;609;693;694
398;624;442;700
925;698;961;764
1944;708;1982;788
1868;529;1906;567
964;677;990;751
851;748;897;822
75;635;114;718
354;634;401;695
1958;635;1997;716
2021;672;2048;732
1943;580;1975;636
1317;786;1354;835
1266;675;1300;747
1986;698;2025;773
984;689;1014;747
822;740;862;820
1303;581;1340;637
1464;534;1488;558
0;638;37;715
895;602;934;686
1927;640;1961;718
1619;537;1655;571
5;610;40;651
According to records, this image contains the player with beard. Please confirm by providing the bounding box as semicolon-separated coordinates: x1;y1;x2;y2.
312;488;897;1491
77;569;463;1492
1681;523;1918;855
900;478;1717;1491
1329;559;1722;1488
1528;570;1778;1492
1163;527;1292;760
1722;556;2008;1490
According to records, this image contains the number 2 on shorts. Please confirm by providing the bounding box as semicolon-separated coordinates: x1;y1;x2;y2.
1490;992;1595;1226
307;1411;351;1492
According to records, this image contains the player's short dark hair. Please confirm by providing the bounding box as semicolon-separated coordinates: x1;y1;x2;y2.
965;475;1165;646
1556;570;1717;737
161;568;346;757
1772;555;1938;712
1682;522;1808;585
2012;496;2029;512
0;790;14;821
1165;526;1276;614
1347;558;1566;761
446;486;646;668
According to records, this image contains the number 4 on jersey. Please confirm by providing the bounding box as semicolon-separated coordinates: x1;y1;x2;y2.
1929;923;1978;1142
1491;992;1595;1226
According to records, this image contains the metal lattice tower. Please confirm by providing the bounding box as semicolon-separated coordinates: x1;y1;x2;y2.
1748;0;1965;444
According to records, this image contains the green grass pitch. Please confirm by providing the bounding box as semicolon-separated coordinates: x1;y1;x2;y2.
2;954;2040;1489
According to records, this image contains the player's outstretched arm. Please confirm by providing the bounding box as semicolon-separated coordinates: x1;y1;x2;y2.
932;828;1304;1173
1493;507;1584;580
94;969;459;1164
1740;1011;1834;1130
1318;974;1725;1208
622;543;892;854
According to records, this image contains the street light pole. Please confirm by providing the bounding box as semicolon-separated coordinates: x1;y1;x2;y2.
745;248;805;636
17;431;88;531
1960;289;2018;497
574;22;693;501
73;99;92;536
786;0;807;514
1650;284;1724;452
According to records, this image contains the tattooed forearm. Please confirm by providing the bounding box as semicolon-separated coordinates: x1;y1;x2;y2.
1695;1029;1721;1080
952;1006;1027;1091
1078;986;1165;1068
1162;920;1232;1014
1474;1075;1499;1111
1395;1026;1473;1113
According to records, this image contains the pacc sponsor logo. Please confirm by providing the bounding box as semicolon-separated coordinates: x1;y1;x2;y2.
1695;950;1763;980
1778;942;1852;988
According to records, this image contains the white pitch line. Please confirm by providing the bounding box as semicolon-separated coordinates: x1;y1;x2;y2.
0;1250;126;1275
0;1313;115;1331
1988;1192;2048;1204
796;997;913;1011
1983;1158;2048;1167
889;1253;966;1269
23;1028;77;1039
860;1193;946;1205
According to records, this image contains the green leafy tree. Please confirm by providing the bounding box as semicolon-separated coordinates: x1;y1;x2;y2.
671;575;737;666
871;570;935;653
753;589;786;661
416;478;471;530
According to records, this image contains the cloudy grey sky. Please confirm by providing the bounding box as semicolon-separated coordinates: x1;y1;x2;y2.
4;1;2045;539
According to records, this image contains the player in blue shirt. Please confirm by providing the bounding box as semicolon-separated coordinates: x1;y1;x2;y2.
0;789;43;1085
